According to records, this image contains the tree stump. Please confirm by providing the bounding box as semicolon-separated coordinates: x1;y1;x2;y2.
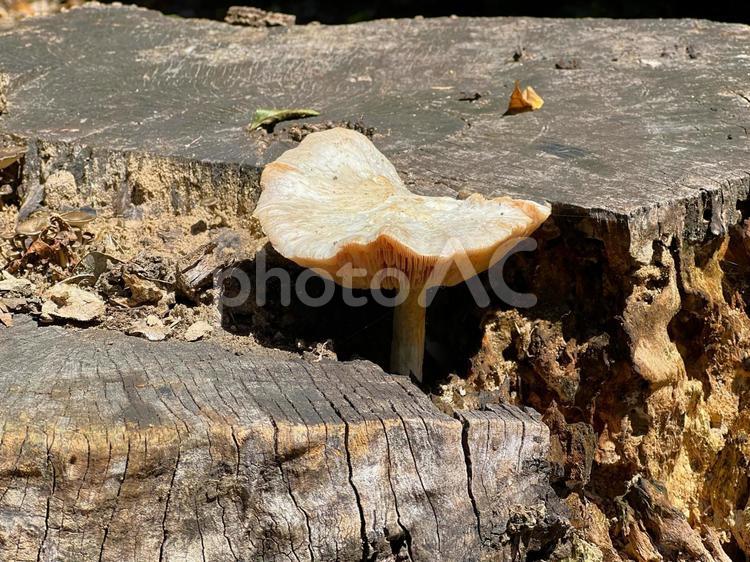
0;317;558;560
1;5;749;560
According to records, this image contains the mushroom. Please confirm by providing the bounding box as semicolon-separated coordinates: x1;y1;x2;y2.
253;127;550;381
58;208;97;243
15;212;50;237
58;208;97;229
0;146;25;170
14;212;50;251
200;196;220;210
199;196;229;228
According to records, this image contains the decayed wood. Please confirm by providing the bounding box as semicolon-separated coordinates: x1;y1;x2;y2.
0;317;557;561
621;477;716;562
0;73;7;115
224;6;295;27
176;230;253;301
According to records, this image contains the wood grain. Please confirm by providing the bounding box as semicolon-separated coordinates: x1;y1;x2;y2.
0;317;557;560
0;5;747;252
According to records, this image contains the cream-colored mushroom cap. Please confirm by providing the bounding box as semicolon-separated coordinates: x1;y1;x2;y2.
254;127;550;289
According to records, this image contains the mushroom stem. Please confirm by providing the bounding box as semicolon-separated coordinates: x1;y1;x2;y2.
390;286;427;381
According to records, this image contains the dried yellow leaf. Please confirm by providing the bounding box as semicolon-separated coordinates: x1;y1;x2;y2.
506;81;544;115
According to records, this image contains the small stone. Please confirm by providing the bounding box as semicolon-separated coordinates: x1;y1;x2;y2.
185;320;213;342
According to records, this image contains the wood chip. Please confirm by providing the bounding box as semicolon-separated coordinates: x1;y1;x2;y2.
225;6;295;27
41;284;105;322
184;320;213;342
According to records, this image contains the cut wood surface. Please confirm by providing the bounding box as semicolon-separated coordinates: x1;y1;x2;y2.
0;4;748;252
0;317;556;561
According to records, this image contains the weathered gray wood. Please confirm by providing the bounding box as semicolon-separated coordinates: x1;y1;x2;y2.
0;5;748;254
0;317;557;561
457;404;563;552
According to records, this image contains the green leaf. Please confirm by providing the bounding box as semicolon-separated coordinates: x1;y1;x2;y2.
247;108;320;131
